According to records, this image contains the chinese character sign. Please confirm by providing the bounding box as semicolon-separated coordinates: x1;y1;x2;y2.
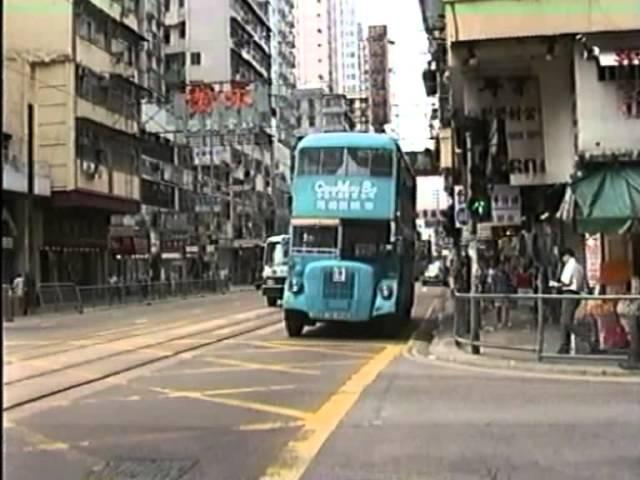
185;82;270;133
473;75;547;186
185;82;253;115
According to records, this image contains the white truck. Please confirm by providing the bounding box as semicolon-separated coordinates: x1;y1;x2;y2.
261;235;290;307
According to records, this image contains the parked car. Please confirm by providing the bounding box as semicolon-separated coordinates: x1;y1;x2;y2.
421;261;446;286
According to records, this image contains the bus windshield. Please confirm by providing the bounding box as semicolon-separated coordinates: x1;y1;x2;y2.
341;220;390;260
292;226;338;250
264;241;289;266
297;147;393;177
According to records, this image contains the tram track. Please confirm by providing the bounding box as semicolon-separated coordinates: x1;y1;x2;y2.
5;302;257;365
4;310;282;412
5;292;257;362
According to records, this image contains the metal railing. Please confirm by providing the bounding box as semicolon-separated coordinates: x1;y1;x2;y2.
6;279;234;317
452;291;640;362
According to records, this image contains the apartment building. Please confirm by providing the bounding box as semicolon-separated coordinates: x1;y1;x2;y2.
2;56;52;284
295;0;332;90
368;25;391;133
294;88;354;139
347;93;371;132
162;0;276;282
5;0;149;285
421;0;640;283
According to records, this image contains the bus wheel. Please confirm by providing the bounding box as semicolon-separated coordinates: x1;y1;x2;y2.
284;311;304;337
266;296;278;307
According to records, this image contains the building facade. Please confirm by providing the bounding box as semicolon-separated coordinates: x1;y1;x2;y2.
294;88;354;139
162;0;276;283
368;25;392;133
6;0;149;285
2;56;52;284
421;0;640;287
295;0;332;90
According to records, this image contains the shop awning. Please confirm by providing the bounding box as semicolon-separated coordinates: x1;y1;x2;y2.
572;165;640;234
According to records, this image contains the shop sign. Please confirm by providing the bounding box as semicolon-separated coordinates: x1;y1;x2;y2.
475;75;547;186
585;234;602;287
490;185;522;226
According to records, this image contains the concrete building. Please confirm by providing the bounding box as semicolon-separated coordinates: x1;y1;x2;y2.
421;0;640;282
295;0;332;90
2;56;52;284
161;0;276;283
328;0;361;95
295;0;365;96
269;0;296;234
5;0;149;285
346;93;371;132
368;25;392;133
294;88;354;139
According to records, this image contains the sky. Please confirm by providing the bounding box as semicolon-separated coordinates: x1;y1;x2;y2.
356;0;432;152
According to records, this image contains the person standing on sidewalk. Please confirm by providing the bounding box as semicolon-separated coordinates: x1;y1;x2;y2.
555;248;586;354
616;276;640;370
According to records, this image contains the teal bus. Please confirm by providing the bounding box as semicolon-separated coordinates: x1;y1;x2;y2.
282;132;417;337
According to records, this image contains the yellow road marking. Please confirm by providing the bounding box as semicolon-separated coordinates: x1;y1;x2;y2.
255;341;377;358
260;344;403;480
202;357;320;375
8;422;100;462
270;339;394;348
151;388;311;419
202;385;296;395
235;421;304;431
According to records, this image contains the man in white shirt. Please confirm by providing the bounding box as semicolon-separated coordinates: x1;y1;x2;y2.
556;248;586;354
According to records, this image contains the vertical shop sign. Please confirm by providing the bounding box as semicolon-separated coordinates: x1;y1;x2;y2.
585;234;602;288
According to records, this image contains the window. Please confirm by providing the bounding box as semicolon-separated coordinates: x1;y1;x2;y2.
178;0;184;7
190;52;201;65
163;28;170;44
164;0;171;11
297;148;393;177
178;22;186;39
292;226;338;250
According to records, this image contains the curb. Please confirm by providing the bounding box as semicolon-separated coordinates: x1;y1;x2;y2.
408;304;640;382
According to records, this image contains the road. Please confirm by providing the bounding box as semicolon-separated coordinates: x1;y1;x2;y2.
4;288;639;480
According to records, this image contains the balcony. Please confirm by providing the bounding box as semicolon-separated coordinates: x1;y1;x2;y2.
445;0;640;43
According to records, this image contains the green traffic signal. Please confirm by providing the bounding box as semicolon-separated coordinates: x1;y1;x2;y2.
467;197;491;219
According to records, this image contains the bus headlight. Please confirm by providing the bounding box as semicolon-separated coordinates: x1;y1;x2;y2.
379;283;394;300
290;278;304;294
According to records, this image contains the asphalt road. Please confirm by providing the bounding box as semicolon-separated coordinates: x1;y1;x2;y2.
4;287;639;480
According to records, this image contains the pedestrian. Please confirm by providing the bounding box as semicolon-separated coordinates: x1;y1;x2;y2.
12;273;25;316
555;248;587;354
616;276;640;370
493;258;513;328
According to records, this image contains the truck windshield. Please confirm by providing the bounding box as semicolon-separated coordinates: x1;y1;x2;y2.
292;226;338;250
264;241;289;266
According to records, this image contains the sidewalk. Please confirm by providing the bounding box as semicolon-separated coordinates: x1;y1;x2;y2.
3;286;254;328
413;294;639;378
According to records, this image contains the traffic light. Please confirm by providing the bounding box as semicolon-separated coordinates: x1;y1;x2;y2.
467;155;492;222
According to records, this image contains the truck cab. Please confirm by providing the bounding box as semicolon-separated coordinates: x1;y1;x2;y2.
261;235;290;307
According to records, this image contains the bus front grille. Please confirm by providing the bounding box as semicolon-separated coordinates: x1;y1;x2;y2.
322;269;355;300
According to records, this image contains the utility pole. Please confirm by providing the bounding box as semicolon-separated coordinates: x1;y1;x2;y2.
465;130;480;355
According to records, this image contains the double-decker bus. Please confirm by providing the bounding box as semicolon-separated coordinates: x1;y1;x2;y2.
282;132;416;337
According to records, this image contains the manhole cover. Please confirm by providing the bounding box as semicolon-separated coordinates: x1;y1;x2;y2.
86;458;199;480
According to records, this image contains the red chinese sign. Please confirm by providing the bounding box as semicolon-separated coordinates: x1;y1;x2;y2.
185;82;253;115
614;49;640;66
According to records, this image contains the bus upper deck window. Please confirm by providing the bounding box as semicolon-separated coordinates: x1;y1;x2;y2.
370;150;392;176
